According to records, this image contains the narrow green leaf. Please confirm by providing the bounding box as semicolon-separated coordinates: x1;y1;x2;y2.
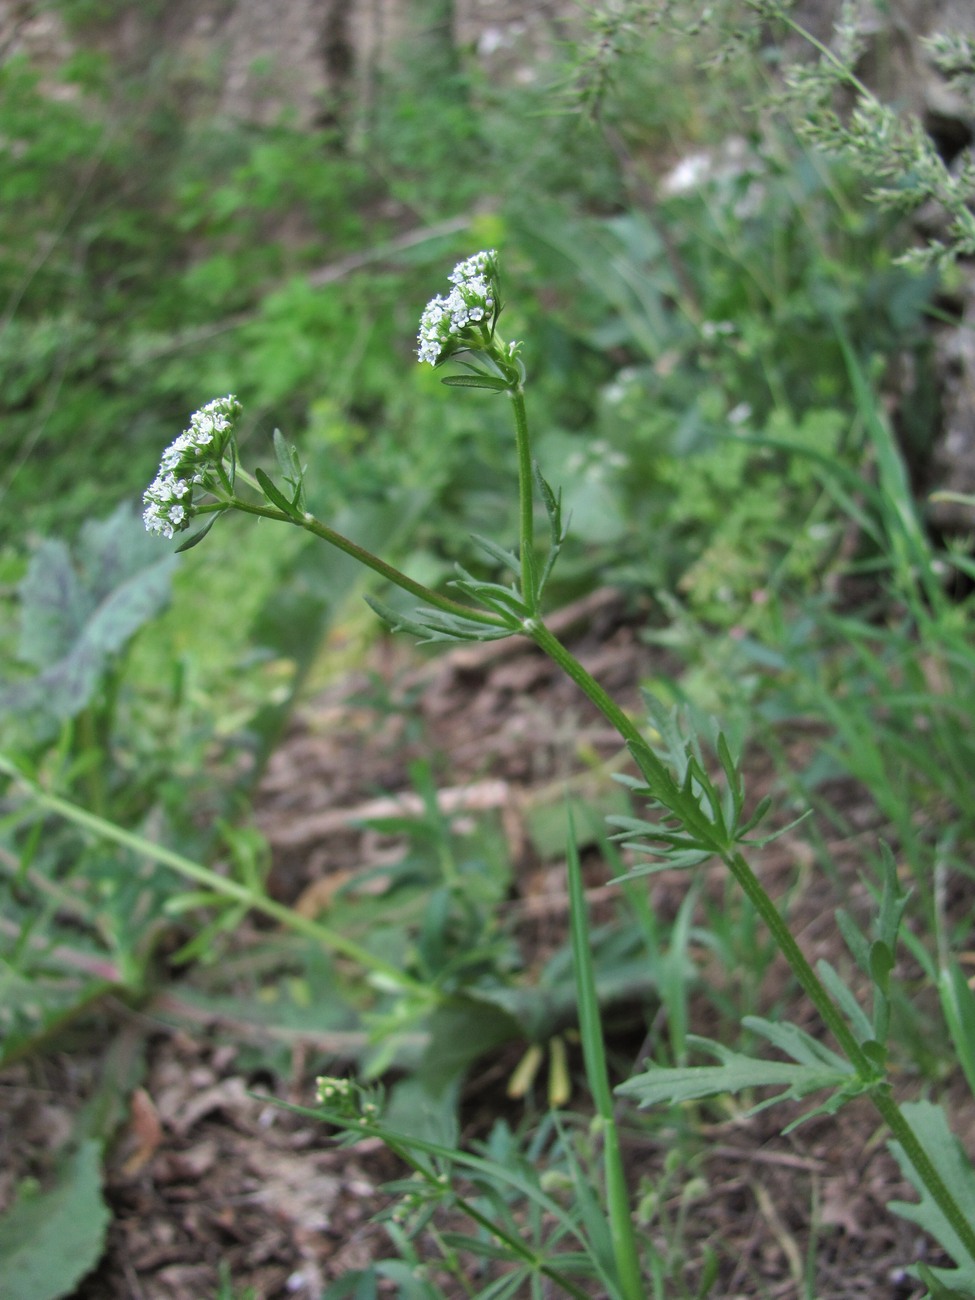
254;467;301;519
175;514;220;551
469;533;520;573
438;1233;519;1262
869;939;894;994
715;732;741;803
743;1016;852;1073
440;375;510;391
272;427;301;481
533;462;564;536
815;959;874;1044
876;841;911;951
618;1033;851;1110
362;596;511;644
472;1273;532;1300
835;908;871;974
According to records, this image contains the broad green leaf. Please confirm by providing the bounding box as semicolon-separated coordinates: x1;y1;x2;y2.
3;506;176;722
0;1138;110;1300
16;539;86;668
17;506;169;668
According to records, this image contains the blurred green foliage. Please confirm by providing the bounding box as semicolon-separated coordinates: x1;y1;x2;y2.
3;4;975;1289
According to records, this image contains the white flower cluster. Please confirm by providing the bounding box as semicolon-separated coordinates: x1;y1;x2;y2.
143;395;241;538
417;249;498;365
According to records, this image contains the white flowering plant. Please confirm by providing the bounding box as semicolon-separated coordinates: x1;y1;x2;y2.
4;245;973;1296
143;395;243;542
131;250;975;1297
416;248;505;369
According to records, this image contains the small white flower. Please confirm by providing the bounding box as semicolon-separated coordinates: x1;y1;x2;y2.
143;395;241;537
701;319;735;340
417;249;499;365
728;402;752;426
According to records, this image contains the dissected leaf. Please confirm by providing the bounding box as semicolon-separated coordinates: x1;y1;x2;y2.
617;1033;851;1110
888;1100;975;1294
743;1016;853;1073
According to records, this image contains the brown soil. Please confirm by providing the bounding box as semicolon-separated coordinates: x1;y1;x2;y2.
0;589;962;1298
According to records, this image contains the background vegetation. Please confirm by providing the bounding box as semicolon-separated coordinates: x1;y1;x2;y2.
2;1;975;1296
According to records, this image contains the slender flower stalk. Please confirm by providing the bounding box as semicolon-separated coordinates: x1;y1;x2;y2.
230;497;509;629
510;386;536;610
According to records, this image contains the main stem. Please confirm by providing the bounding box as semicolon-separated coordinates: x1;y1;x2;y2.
510;385;536;610
530;620;975;1268
510;383;975;1272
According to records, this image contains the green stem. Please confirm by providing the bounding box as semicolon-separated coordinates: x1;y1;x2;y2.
872;1083;975;1269
723;849;870;1071
778;14;875;103
524;625;975;1271
0;755;426;996
75;708;107;817
510;385;536;609
566;823;644;1300
228;498;508;629
527;621;645;748
370;1131;596;1300
532;621;870;1066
